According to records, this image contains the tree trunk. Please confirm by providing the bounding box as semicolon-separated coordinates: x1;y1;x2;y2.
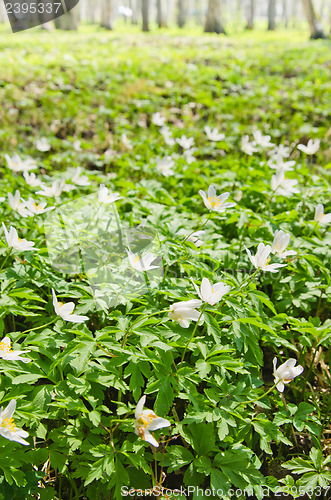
246;0;255;29
101;0;113;29
282;0;288;27
195;0;203;24
54;6;79;30
301;0;326;38
88;0;98;23
177;0;187;28
204;0;226;34
268;0;276;30
141;0;149;31
131;0;139;24
0;1;7;22
156;0;167;27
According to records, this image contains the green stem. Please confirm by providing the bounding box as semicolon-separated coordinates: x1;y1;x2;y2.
236;222;249;271
295;221;319;252
0;247;12;271
239;269;260;290
14;318;57;341
179;305;206;370
300;345;318;402
181;212;213;247
255;188;277;215
280;393;298;447
233;382;278;409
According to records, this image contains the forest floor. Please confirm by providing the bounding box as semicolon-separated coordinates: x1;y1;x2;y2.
0;26;330;500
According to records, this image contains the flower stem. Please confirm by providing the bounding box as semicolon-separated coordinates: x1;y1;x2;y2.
14;318;57;341
280;394;298;447
0;247;12;271
181;212;213;247
179;305;206;370
233;382;278;409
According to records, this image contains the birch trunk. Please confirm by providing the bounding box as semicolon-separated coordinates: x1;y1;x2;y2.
268;0;276;30
101;0;113;29
142;0;149;31
204;0;226;34
301;0;326;38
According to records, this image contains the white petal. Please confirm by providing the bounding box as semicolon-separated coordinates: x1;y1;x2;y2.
144;429;159;447
276;381;285;392
200;278;211;300
148;417;171;431
135;395;146;419
65;314;88;323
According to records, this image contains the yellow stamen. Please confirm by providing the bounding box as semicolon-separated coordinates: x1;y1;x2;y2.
207;196;222;209
1;417;16;432
133;256;141;263
58;302;64;307
0;341;12;353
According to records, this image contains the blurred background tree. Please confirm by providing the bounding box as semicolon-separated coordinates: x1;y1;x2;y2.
0;0;329;38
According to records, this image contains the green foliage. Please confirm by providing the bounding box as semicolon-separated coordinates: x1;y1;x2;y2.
0;27;330;499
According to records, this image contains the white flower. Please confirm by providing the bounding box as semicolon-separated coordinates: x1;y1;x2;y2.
270;144;290;159
151;112;166;127
160;126;175;146
168;299;203;328
234;190;243;202
268;159;296;171
135;395;170;447
199;185;236;213
271;169;299;196
25;198;54;215
245;243;286;273
271;230;297;258
126;248;158;272
314;204;331;225
253;130;274;148
36;137;51;152
0;400;29;445
273;357;304;393
297;139;320;155
73;140;82;152
52;289;89;323
121;133;132;149
5;154;37;173
7;190;31;217
71;167;91;187
36;180;65;197
184;147;197;164
156;156;175;177
241;135;257;155
23;171;43;187
192;277;231;306
0;197;4;202
176;135;194;150
98;184;122;204
2;223;35;252
0;337;30;363
205;126;225;142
